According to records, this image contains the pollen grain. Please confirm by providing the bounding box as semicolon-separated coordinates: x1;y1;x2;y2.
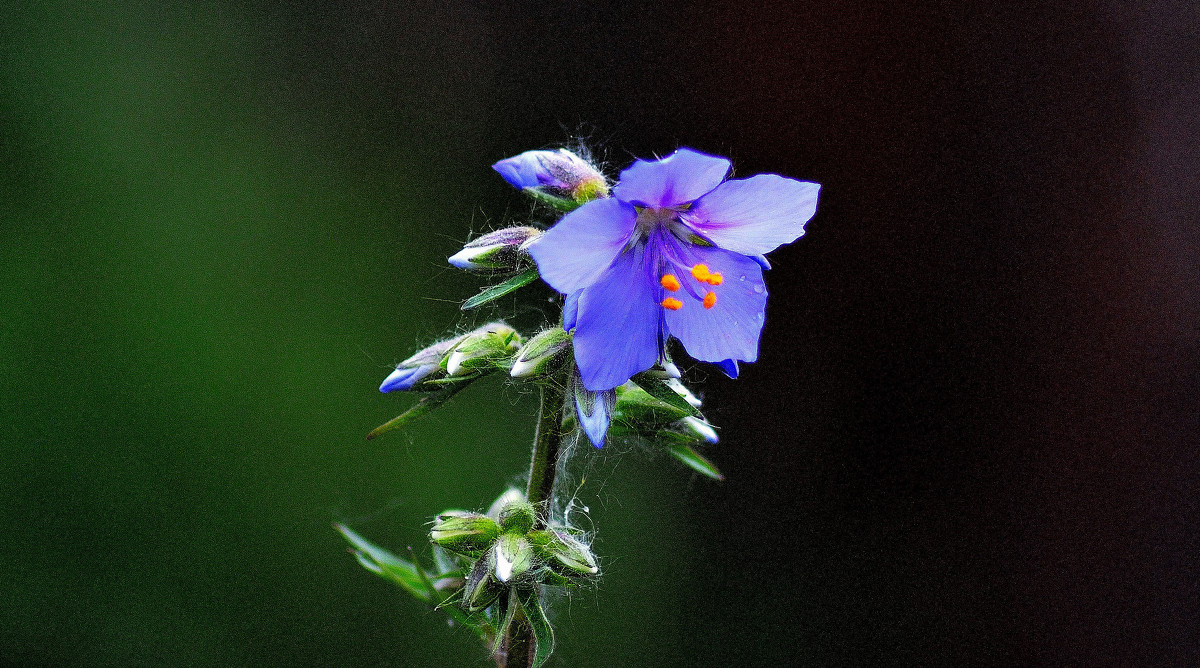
706;272;724;286
660;274;681;291
661;297;684;311
690;264;711;281
703;292;717;309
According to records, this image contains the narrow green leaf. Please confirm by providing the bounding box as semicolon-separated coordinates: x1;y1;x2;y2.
665;443;725;481
518;588;555;668
335;524;431;601
366;383;468;440
462;268;540;310
631;374;701;417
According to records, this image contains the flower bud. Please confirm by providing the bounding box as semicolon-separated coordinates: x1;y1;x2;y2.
509;327;571;379
487;487;526;521
445;322;522;376
531;529;599;579
447;226;541;274
493;533;534;583
493;148;609;208
378;336;461;393
497;501;536;535
462;549;501;612
429;511;501;557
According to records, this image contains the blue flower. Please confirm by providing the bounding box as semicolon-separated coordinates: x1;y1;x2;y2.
526;148;819;392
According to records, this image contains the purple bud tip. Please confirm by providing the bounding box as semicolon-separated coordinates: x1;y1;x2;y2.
379;365;430;393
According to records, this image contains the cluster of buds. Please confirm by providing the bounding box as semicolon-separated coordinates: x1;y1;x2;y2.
430;492;599;614
446;149;608;276
379;322;522;393
381;322;577;395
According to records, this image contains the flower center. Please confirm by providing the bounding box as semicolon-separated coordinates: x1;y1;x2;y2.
632;206;723;313
659;263;723;311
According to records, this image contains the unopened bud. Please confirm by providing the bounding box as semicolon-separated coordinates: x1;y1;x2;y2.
493;533;534;583
532;529;599;579
497;502;536;535
510;328;571;378
378;336;461;393
487;488;526;521
448;226;541;274
493;148;609;209
429;511;500;557
462;549;501;612
445;322;522;376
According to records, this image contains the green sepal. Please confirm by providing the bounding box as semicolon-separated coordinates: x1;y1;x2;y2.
366;382;469;440
495;533;534;583
522;186;584;212
534;529;599;578
462;548;501;613
430;511;502;557
612;384;693;430
631;372;701;418
490;588;519;656
462;268;540;310
510;327;572;379
518;587;555;668
664;440;725;481
497;502;536;535
445;324;522;375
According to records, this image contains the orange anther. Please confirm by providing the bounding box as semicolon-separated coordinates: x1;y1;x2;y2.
703;291;717;309
690;264;710;281
706;272;724;286
660;274;681;291
661;297;684;311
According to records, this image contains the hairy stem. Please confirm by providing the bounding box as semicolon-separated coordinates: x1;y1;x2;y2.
524;368;570;525
500;366;570;668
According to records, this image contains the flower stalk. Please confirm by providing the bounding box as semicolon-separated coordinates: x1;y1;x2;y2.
498;361;571;667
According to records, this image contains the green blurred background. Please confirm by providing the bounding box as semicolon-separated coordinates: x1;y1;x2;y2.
3;1;1197;666
0;2;715;665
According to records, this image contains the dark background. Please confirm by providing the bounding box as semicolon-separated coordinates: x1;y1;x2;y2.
2;1;1196;665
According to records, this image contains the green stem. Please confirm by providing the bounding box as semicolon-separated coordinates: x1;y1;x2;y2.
523;368;570;525
500;365;570;668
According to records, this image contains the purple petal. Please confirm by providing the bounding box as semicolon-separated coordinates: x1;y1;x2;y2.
688;175;820;255
493;150;557;190
612;148;731;208
574;374;615;448
527;197;637;295
562;290;581;331
572;245;662;391
715;359;740;379
379;364;436;392
663;245;765;364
